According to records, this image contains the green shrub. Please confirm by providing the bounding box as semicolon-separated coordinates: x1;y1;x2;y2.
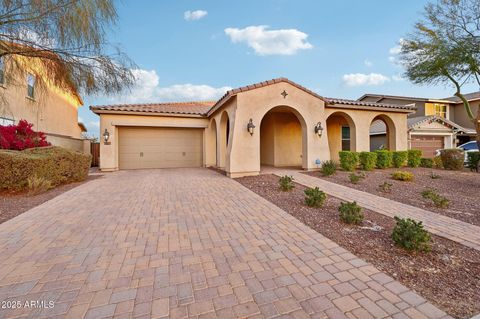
433;156;443;169
378;181;393;193
349;172;365;184
391;171;414;181
321;160;337;176
358;152;377;171
391;217;431;252
467;151;480;172
0;146;91;191
407;149;423;167
375;150;393;168
421;188;449;208
392;151;408;168
439;149;464;170
339;151;359;171
304;187;327;208
338;201;364;224
420;158;433;168
279;175;295;191
27;175;53;196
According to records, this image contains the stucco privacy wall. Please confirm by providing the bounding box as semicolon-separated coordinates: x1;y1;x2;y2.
99;113;209;171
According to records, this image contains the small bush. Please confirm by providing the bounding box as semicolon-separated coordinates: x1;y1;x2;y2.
27;175;53;196
378;181;393;193
375;150;393;168
0;119;50;150
433;156;443;169
421;188;449;208
339;151;359;171
391;216;431;252
349;172;365;184
358;152;377;171
304;187;327;208
420;158;433;168
279;175;294;191
339;201;364;224
407;150;423;168
429;172;440;179
321;160;337;176
467;151;480;172
439;149;464;170
392;151;408;168
391;171;414;181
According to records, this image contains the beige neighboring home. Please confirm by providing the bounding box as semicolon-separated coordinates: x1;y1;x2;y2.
91;78;414;177
360;92;478;157
0;55;89;153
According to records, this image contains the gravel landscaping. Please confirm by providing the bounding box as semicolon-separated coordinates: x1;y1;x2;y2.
306;167;480;226
237;174;480;319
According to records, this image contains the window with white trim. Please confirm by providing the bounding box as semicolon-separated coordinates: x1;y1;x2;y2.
341;126;350;151
27;73;36;99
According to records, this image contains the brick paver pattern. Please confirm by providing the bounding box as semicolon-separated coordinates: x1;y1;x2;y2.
0;169;452;318
271;169;480;252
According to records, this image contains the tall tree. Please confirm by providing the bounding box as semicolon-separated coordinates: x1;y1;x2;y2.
400;0;480;150
0;0;135;102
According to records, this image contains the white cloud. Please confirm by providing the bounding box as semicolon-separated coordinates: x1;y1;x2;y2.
184;10;208;21
88;121;100;128
224;25;313;56
342;73;391;87
364;59;373;67
389;38;406;64
392;74;404;82
108;69;231;103
78;116;84;123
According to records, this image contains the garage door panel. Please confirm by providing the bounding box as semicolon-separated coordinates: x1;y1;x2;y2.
118;127;203;169
411;135;444;158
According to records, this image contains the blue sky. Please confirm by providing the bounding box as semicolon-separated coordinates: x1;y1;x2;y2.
80;0;476;135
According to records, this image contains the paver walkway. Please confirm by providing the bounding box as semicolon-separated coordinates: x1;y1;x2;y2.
270;169;480;251
0;169;451;319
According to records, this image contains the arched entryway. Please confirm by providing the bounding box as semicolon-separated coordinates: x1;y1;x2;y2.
369;114;396;151
260;106;307;168
206;118;217;166
218;111;230;169
326;112;356;161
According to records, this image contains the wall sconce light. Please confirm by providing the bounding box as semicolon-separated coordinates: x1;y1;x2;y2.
247;118;256;136
314;122;324;137
103;128;110;144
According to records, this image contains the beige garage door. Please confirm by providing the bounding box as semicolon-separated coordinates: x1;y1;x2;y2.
411;135;444;158
118;127;203;169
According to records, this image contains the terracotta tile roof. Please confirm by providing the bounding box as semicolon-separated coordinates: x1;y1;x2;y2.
326;97;417;110
90;101;215;116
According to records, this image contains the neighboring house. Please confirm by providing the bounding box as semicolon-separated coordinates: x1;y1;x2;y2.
0;55;89;153
359;92;478;157
91;78;414;178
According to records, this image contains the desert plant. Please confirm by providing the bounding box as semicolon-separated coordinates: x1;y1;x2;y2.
391;217;431;252
304;187;327;208
439;149;464;170
467;151;480;172
420;158;433;168
27;175;53;196
378;181;393;193
279;175;294;191
432;156;443;169
391;171;414;181
392;151;408;168
375;150;393;168
338;201;364;224
321;160;337;176
349;172;365;184
358;152;377;171
429;172;440;179
407;150;423;168
421;188;449;208
0;120;50;150
339;151;359;171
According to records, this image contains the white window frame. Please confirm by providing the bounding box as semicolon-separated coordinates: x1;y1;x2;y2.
27;73;36;99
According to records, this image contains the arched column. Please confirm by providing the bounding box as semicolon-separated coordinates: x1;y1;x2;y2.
218;111;230;169
369;114;397;151
206;118;217;166
325;111;357;161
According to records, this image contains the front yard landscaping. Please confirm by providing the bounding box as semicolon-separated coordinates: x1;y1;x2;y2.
237;174;480;319
306;167;480;226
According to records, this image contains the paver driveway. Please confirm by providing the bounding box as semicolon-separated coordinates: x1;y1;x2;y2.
0;169;450;319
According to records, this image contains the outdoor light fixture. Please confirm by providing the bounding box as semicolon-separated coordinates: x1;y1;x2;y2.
314;122;324;137
103;128;110;144
247;118;256;136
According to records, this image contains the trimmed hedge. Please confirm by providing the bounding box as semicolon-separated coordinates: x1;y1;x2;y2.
407;149;422;168
439;149;464;170
420;158;433;168
359;152;377;171
0;146;91;191
392;151;408;168
375;150;393;169
339;151;359;171
467;151;480;172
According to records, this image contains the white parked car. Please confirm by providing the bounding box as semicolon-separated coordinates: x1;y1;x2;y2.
435;141;479;163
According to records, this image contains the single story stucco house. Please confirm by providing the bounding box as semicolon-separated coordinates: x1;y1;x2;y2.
90;78;414;178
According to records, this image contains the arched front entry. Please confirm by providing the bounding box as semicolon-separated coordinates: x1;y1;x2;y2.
218;111;230;169
369;114;396;151
259;106;307;168
326;112;357;161
206;118;217;166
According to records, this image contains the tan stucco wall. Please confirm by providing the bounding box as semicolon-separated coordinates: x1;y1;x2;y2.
453;101;478;129
46;134;91;154
326;115;349;162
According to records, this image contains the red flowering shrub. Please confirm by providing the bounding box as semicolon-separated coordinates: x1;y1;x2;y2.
0;120;50;150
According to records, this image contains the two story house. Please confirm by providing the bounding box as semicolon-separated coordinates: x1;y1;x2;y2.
359;93;478;157
0;55;89;153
